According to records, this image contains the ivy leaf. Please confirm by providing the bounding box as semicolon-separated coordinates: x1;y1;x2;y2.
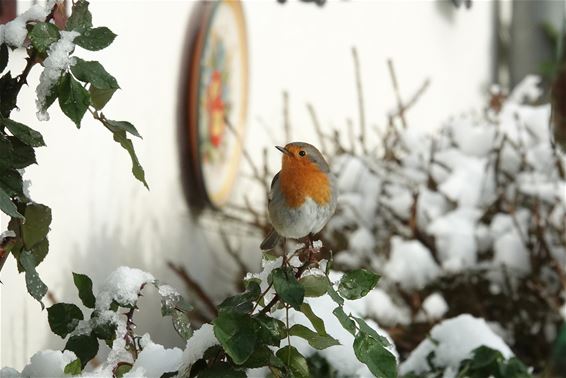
47;302;84;338
22;203;51;249
213;311;258;365
0;169;23;197
65;334;99;368
0;187;23;219
89;86;116;110
58;72;90;128
300;303;326;335
105;120;141;139
29;22;61;54
332;307;356;335
63;359;82;375
353;333;397;378
66;0;92;33
289;324;340;350
270;267;304;310
20;250;48;308
74;27;116;51
9;136;37;169
2;118;45;147
0;44;8;73
110;130;148;188
73;272;96;308
255;314;286;346
338;269;379;300
276;345;310;378
71;58;119;90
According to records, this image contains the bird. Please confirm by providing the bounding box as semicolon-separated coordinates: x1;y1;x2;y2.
260;142;337;250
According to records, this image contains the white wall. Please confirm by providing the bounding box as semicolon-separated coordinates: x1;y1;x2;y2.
1;0;494;370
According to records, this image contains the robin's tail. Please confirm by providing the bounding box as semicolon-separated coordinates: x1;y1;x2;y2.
260;229;281;250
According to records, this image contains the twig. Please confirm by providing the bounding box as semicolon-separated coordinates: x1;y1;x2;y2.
283;91;291;142
167;261;219;317
387;59;407;129
306;103;328;155
352;47;368;153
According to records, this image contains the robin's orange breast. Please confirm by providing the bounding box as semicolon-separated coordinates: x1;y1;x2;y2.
279;164;332;208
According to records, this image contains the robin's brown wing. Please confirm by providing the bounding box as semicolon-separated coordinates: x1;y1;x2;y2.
268;171;280;203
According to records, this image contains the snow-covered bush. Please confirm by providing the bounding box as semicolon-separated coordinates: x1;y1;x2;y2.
326;76;566;371
0;0;146;308
1;249;397;377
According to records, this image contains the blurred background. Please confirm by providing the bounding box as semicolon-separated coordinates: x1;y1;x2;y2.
1;0;565;375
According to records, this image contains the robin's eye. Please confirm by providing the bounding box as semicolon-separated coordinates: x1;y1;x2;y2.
299;150;306;157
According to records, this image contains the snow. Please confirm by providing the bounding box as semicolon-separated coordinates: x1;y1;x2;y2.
2;4;50;47
365;288;410;326
126;341;183;378
508;75;542;104
348;227;375;254
20;350;77;378
384;237;441;290
418;292;448;321
96;266;155;311
493;229;530;275
400;314;513;376
35;31;80;121
178;324;219;376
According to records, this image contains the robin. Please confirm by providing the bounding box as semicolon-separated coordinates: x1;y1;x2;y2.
260;142;337;250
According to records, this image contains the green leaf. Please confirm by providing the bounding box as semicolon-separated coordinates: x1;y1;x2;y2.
58;72;90;128
71;58;119;90
289;324;340;350
300;303;327;335
22;203;51;249
353;333;397;378
0;72;19;117
332;307;356;335
20;250;48;308
469;346;503;370
9;136;37;169
65;334;99;368
276;345;310;378
66;0;92;33
0;44;8;73
74;27;116;51
64;359;82;375
299;274;329;297
327;283;344;306
30;238;49;267
240;345;278;369
0;187;23;218
0;169;23;197
0;134;14;170
73;272;96;308
89;86;116;110
213;311;258;365
338;269;379;300
218;280;260;314
172;310;193;340
255;313;286;346
111;130;148;188
2;118;45;147
353;316;390;346
29;22;61;54
47;303;84;338
91;316;117;342
197;362;246;378
270;267;304;310
105;120;141;139
114;363;132;378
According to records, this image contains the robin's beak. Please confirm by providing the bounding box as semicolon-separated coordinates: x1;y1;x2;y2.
276;146;291;156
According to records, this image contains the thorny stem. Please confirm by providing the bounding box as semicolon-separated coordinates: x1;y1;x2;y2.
124;305;138;360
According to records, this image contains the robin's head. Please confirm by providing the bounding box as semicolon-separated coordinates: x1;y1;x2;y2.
276;142;329;173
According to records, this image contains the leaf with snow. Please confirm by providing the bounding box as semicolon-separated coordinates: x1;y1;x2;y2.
66;0;92;33
29;22;60;54
2;118;45;147
338;269;379;300
47;303;84;338
20;250;47;308
71;58;119;90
